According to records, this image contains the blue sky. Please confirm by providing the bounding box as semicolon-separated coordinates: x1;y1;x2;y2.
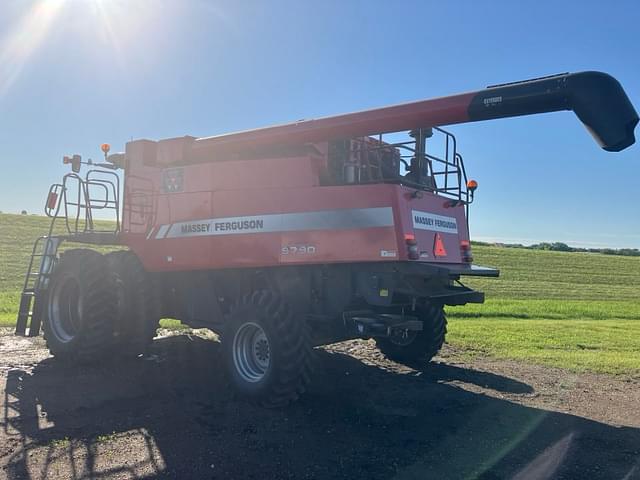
0;0;638;248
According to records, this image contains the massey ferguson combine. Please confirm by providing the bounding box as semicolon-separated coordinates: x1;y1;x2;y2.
16;71;637;406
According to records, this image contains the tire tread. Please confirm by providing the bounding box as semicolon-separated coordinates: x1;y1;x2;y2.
223;289;314;408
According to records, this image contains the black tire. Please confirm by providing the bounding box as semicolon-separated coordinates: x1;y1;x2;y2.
43;249;117;362
222;290;314;408
375;304;447;364
106;251;160;356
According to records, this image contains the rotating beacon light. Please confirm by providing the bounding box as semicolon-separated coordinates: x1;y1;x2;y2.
101;143;111;160
467;179;478;199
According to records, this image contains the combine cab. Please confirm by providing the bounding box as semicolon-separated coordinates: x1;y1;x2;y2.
17;71;638;407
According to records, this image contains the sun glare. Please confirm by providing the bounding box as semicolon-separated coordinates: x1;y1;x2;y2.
0;1;64;97
0;0;167;98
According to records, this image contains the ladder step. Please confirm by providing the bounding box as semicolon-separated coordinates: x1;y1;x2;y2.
17;236;61;337
28;297;44;337
15;291;45;337
15;292;34;336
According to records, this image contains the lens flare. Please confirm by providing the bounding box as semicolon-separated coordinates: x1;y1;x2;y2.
0;1;190;99
0;1;64;97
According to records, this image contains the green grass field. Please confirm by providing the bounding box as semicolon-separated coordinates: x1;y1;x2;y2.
1;212;639;374
449;246;640;373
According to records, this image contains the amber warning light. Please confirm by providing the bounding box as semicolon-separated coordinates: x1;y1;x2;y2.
101;143;111;161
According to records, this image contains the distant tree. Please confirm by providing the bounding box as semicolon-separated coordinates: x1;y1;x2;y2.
527;242;639;256
551;242;572;252
470;240;490;246
530;242;553;250
21;210;27;215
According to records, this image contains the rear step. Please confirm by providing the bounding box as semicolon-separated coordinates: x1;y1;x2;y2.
15;236;61;337
350;313;422;337
15;290;45;337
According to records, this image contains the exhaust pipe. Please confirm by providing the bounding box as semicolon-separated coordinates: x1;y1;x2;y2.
468;71;638;152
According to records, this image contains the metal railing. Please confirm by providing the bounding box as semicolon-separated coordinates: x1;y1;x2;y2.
329;127;473;205
45;169;120;236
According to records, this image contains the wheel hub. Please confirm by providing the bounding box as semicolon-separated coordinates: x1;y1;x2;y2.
254;337;270;363
232;322;271;383
388;328;417;346
48;272;82;344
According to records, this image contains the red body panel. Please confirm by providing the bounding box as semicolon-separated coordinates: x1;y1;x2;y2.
122;145;469;272
392;188;469;263
117;71;637;272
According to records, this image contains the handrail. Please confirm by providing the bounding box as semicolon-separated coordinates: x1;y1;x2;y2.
44;169;120;236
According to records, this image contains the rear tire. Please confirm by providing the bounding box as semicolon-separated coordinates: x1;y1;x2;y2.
106;251;160;356
44;249;116;362
222;290;314;407
375;304;447;364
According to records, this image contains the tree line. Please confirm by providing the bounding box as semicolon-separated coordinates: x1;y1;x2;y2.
471;241;640;257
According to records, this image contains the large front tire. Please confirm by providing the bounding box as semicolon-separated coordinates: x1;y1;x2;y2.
222;290;313;407
106;251;160;356
44;249;117;362
375;304;447;364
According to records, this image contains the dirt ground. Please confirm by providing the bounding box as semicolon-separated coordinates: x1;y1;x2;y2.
1;328;639;480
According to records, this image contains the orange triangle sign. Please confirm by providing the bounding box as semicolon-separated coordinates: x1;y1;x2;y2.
434;233;447;257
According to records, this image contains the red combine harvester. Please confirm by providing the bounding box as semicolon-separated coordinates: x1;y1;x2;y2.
16;71;637;406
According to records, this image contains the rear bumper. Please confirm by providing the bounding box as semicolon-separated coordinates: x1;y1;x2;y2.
432;263;500;278
386;261;499;279
353;261;497;307
397;262;497;305
429;285;485;305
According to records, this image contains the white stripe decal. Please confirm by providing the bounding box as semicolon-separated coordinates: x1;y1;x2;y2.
155;207;394;239
146;228;155;240
155;224;170;239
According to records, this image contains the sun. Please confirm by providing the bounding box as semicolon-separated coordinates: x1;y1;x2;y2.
0;0;167;97
0;1;65;97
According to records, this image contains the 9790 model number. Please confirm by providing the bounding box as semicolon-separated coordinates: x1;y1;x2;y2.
281;245;316;255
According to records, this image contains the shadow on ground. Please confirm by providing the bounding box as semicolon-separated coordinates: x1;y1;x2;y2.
2;335;639;479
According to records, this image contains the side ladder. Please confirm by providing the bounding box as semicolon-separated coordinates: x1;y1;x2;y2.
15;236;62;337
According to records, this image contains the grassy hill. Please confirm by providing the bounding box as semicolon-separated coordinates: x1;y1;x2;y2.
1;212;639;373
0;213;118;322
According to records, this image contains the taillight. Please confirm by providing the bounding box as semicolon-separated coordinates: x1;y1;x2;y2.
460;240;473;263
405;234;419;260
